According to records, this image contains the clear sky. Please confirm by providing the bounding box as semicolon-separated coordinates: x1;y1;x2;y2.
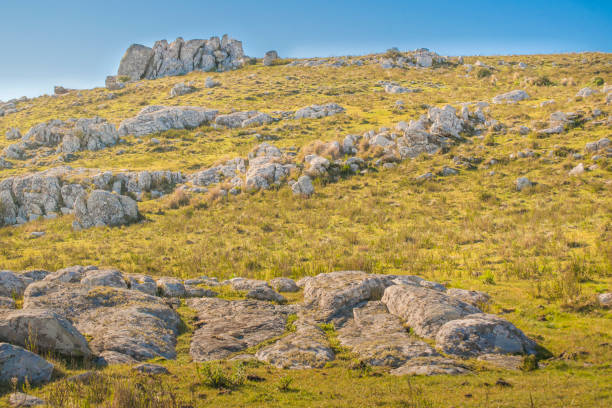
1;0;610;100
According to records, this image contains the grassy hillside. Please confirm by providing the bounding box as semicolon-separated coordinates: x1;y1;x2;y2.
1;52;611;407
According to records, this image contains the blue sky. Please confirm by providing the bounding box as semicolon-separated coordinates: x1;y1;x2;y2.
1;0;610;100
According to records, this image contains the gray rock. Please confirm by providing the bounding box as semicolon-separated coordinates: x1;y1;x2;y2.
597;292;612;308
390;356;468;376
516;177;532;191
215;111;274;128
270;277;299;293
295;103;345;119
204;77;220;88
576;87;597;97
5;128;21;140
105;76;125;91
291;175;314;196
73;190;139;229
492;90;529;104
0;296;15;309
187;298;291;361
0;309;92;357
255;321;334;369
569;163;585;176
8;393;46;407
435;313;538;357
0;271;31;298
156;277;186;297
446;288;490;307
97;350;137;366
127;274;157;296
338;301;438;368
132;363;169;375
381;284;480;338
230;278;269;291
263;50;279;66
118;44;155;80
246;285;286;304
81;269;127;288
118;105;218;137
170;82;196;97
0;343;53;385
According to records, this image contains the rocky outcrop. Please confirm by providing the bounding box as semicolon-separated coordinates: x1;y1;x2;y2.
73;190;139;230
117;35;245;81
187;297;292;361
0;271;32;298
295;103;345;119
0;343;53;385
2;117;119;160
492;90;529;104
118;105;218;137
0;309;92;357
215;111;275;128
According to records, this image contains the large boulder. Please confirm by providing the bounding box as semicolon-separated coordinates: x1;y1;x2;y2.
187;298;292;361
117;44;155;81
0;343;53;385
118;105;218;137
435;313;539;357
73;190;138;229
381;284;480;338
0;271;31;298
81;269;127;289
263;50;279;66
0;309;92;357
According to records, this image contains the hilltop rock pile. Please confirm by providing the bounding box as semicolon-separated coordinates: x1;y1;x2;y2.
0;267;549;382
116;35;246;81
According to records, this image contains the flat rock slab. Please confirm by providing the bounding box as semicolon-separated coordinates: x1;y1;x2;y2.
255;321;334;369
8;393;46;407
0;309;92;357
390;356;469;376
382;284;480;338
435;313;538;357
23;281;180;361
187;298;293;361
0;343;53;385
337;301;438;368
132;363;170;375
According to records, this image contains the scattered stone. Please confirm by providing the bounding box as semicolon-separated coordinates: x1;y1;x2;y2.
132;363;170;375
246;285;287;304
8;393;46;407
205;77;220;88
569;163;585;176
263;50;279;66
291;175;314;196
270;277;300;293
105;75;125;91
170;82;196;97
0;343;53;385
215;111;274;128
492;90;529;104
515;177;532;191
597;293;612;308
156;277;186;297
5;128;21;140
295;103;345;119
576;87;597;97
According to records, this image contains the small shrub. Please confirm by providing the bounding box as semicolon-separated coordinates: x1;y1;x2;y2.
166;189;190;209
592;77;604;86
277;375;294;392
477;68;492;78
520;355;538;371
480;271;496;285
197;362;246;389
533;76;553;86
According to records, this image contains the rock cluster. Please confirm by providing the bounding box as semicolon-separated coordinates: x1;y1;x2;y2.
0;267;549;383
380;48;446;69
117;35;246;81
2;117;119;161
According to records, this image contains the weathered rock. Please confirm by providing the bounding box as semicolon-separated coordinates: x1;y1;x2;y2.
576;87;597;97
0;271;31;298
270;277;299;293
295;103;345;119
435;313;538;357
255;321;334;369
492;90;529;104
97;350;137;365
338;301;438;367
263;50;279;66
302;271;390;323
205;77;220;88
597;292;612;308
446;288;490;308
246;285;286;304
428;105;464;138
118;44;155;81
118;106;218;137
73;190;139;229
381;284;480;339
187;298;291;361
8;393;46;407
132;363;169;375
390;356;468;376
0;343;53;385
569;163;585;176
5;128;21;140
516;177;532;191
170;82;196;97
23;281;180;361
291;175;314;196
0;296;15;309
127;274;157;296
0;309;92;357
230;278;269;291
156;277;186;297
215;111;274;128
105;75;125;91
81;269;127;289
